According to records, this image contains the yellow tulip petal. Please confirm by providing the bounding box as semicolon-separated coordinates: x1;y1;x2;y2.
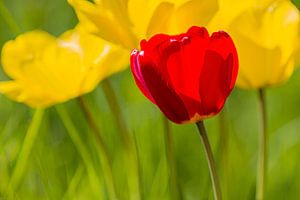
128;0;166;39
59;29;129;93
269;59;294;85
230;0;298;60
229;0;299;88
0;81;22;101
129;0;219;38
40;42;85;99
0;80;58;108
146;2;175;37
68;0;137;49
208;0;254;31
1;30;56;79
233;34;282;88
270;0;299;65
169;0;219;34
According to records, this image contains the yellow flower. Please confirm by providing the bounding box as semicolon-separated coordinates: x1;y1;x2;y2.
207;0;256;31
68;0;223;49
228;0;300;89
0;29;128;108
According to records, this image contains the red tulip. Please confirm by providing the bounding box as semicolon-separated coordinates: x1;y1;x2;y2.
130;26;238;124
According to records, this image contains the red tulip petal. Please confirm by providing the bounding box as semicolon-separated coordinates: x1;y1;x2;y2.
207;31;238;90
199;50;234;115
177;94;203;121
187;26;209;38
140;34;170;52
164;27;209;108
130;49;155;103
141;62;190;123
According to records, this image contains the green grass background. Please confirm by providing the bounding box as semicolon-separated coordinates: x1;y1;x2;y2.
1;0;300;199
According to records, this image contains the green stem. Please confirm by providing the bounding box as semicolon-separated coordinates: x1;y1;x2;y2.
0;0;21;35
256;89;267;200
62;165;84;200
218;110;229;163
196;121;222;200
163;117;181;200
102;79;130;146
101;79;141;200
8;109;44;198
77;97;118;199
55;105;103;199
217;110;229;199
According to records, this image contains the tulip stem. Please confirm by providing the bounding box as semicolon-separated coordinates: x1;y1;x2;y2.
217;109;229;199
62;164;84;200
56;105;102;198
196;121;222;200
8;109;44;198
77;97;118;200
256;89;267;200
0;0;21;35
77;97;108;156
102;79;130;146
163;117;181;200
101;79;141;200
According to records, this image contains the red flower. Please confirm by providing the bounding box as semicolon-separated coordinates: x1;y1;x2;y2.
130;26;238;124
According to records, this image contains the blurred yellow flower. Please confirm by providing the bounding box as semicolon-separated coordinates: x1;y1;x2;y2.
228;0;300;89
0;30;128;108
68;0;222;49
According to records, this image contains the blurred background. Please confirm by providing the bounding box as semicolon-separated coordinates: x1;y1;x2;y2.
1;0;300;199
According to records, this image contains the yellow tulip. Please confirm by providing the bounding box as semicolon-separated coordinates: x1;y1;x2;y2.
228;0;300;89
207;0;255;31
68;0;222;49
0;29;128;108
